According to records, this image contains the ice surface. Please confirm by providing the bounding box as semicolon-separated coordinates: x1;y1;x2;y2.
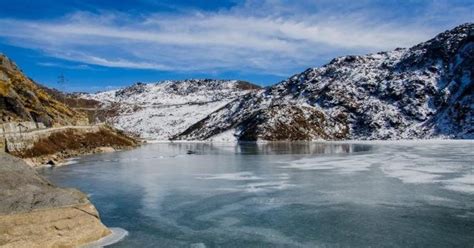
282;141;474;194
43;140;474;247
281;154;374;173
197;172;294;193
197;172;263;181
444;174;474;194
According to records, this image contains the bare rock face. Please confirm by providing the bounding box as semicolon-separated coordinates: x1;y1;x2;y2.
0;154;110;247
238;105;348;141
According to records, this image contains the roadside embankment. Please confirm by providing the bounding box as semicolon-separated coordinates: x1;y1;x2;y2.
1;123;139;167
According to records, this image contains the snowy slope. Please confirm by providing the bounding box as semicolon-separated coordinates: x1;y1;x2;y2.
84;79;260;140
175;23;474;141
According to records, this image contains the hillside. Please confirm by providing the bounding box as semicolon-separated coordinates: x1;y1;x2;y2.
0;54;140;166
175;23;473;141
84;79;260;140
0;54;88;126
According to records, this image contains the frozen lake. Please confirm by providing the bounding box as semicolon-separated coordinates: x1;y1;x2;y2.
41;141;474;247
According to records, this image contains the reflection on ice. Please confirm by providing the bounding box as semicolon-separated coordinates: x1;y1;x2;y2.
235;142;372;155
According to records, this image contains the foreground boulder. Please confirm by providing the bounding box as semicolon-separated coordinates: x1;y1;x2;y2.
0;153;110;247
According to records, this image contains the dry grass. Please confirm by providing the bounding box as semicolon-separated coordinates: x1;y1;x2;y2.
0;82;11;96
15;128;138;158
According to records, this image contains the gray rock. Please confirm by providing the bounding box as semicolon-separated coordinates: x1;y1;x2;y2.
0;153;88;214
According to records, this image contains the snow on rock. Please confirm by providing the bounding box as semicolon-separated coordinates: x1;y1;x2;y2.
175;23;474;141
83;79;260;140
205;128;239;143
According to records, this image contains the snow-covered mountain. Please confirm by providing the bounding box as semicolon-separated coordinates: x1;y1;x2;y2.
84;24;473;141
84;79;260;140
175;23;473;141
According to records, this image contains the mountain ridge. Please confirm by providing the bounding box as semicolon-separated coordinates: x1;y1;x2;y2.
173;23;473;141
72;23;474;141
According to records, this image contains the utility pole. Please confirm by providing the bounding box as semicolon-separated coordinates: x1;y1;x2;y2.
57;73;66;89
57;73;67;102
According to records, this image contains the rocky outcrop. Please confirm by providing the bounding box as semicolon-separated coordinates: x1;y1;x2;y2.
237;105;348;141
174;23;474;141
0;54;88;127
0;153;110;247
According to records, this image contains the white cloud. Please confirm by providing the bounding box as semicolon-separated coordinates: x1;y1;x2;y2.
0;1;471;75
37;61;96;70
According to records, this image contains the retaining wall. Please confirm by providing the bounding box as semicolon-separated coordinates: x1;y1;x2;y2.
0;122;101;153
0;121;46;135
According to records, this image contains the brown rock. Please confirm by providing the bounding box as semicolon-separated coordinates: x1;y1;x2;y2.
96;146;115;153
0;204;110;248
0;153;111;247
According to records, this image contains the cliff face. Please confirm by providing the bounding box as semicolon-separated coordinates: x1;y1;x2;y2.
0;54;88;127
174;23;474;141
0;153;110;247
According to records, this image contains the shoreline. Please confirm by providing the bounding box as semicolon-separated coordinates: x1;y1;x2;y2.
143;138;474;145
82;227;129;248
25;145;136;168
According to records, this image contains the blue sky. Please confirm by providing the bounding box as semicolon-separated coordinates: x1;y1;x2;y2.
0;0;472;92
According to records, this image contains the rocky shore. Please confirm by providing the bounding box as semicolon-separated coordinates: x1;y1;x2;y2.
0;124;139;246
0;153;111;247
